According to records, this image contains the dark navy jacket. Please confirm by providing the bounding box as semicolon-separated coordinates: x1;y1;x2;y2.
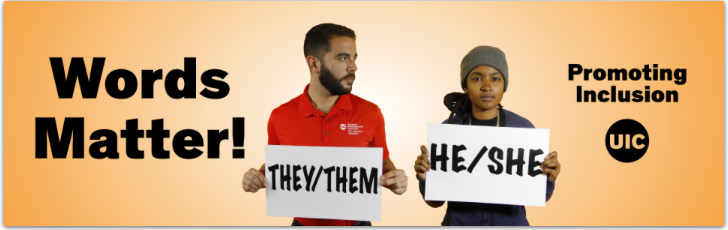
417;110;556;226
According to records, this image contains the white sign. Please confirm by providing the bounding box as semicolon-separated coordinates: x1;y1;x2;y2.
425;123;550;206
265;145;383;221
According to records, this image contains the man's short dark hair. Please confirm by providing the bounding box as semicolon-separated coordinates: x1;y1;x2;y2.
304;23;356;60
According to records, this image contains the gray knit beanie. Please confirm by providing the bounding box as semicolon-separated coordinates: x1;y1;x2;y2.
460;46;509;92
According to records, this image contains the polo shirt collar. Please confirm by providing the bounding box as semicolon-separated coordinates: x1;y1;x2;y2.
298;84;353;118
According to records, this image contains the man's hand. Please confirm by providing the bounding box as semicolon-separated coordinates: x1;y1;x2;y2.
541;151;561;181
380;169;407;195
414;145;430;180
242;167;267;193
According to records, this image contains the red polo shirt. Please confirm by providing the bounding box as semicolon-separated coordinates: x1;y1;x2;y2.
267;84;390;226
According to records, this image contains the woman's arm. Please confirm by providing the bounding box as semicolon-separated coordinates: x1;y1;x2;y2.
415;145;445;208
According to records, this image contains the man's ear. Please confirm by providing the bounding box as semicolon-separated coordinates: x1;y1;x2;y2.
462;87;469;94
306;56;320;74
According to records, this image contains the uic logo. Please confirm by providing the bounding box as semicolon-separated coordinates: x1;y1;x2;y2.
605;119;649;163
609;134;646;150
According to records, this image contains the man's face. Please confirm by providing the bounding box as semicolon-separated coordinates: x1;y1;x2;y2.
463;65;505;112
318;36;357;95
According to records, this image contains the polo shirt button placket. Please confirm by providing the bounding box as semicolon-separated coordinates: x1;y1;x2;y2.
324;117;329;137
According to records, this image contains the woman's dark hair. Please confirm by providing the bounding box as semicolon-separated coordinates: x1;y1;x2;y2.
444;92;503;124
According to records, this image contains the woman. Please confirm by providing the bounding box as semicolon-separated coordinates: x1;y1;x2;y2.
414;46;561;226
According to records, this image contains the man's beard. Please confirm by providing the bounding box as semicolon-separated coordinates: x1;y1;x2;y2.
319;65;354;96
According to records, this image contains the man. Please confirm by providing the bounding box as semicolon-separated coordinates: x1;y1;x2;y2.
241;23;408;226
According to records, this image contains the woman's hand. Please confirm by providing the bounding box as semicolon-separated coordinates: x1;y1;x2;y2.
414;145;431;180
541;151;561;181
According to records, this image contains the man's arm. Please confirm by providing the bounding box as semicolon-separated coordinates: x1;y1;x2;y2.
371;108;407;195
382;157;396;174
242;163;267;193
242;114;279;193
380;157;407;195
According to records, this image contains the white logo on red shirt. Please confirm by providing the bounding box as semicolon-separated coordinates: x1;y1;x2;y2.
340;124;346;130
346;124;364;135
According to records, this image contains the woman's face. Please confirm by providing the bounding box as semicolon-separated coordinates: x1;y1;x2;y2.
463;65;505;112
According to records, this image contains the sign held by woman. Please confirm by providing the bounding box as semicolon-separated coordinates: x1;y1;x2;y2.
425;123;550;206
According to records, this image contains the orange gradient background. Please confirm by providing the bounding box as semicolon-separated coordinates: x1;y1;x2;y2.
4;1;724;226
